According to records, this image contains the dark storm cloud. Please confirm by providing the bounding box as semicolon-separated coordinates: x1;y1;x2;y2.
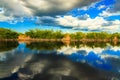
35;16;58;26
21;0;100;16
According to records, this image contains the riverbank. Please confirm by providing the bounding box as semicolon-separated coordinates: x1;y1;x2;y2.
0;38;119;42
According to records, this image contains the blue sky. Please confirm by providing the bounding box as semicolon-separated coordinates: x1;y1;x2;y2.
0;0;120;33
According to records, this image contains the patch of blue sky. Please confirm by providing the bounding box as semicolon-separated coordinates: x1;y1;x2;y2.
67;8;106;18
67;0;115;18
0;18;75;33
105;15;120;20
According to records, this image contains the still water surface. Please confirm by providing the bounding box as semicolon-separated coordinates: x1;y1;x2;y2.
0;41;120;80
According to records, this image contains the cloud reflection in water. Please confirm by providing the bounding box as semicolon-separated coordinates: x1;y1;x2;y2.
0;42;120;80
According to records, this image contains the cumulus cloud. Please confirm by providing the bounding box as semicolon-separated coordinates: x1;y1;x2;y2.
0;0;32;21
0;13;12;21
101;0;120;15
0;0;99;21
99;8;120;17
56;15;120;32
34;13;120;33
97;5;106;10
0;0;32;17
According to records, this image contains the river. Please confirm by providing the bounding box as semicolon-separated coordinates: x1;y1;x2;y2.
0;41;120;80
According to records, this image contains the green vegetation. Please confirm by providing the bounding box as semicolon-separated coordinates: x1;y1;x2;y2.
70;32;86;39
0;28;19;39
25;29;64;39
25;29;120;40
0;28;120;41
70;32;120;40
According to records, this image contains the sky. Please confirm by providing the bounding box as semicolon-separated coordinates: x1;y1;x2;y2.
0;0;120;33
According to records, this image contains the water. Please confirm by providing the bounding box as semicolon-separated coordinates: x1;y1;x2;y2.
0;41;120;80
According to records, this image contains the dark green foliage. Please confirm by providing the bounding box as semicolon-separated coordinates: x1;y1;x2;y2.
0;28;19;39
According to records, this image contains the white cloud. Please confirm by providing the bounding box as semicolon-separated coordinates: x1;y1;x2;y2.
98;5;106;10
57;46;104;55
0;14;12;21
56;15;120;32
80;7;88;11
99;4;120;17
0;8;13;21
0;8;24;22
0;0;99;21
0;0;32;17
99;10;120;17
58;46;120;59
78;1;99;11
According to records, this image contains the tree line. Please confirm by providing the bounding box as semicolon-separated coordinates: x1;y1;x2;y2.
0;28;120;40
0;28;19;39
25;29;120;40
70;32;120;40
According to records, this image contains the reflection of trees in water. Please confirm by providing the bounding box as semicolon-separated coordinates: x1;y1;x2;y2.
70;42;108;48
110;42;120;47
0;41;119;52
84;42;108;48
26;41;120;50
70;41;120;48
26;41;65;50
0;41;18;52
70;41;84;48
